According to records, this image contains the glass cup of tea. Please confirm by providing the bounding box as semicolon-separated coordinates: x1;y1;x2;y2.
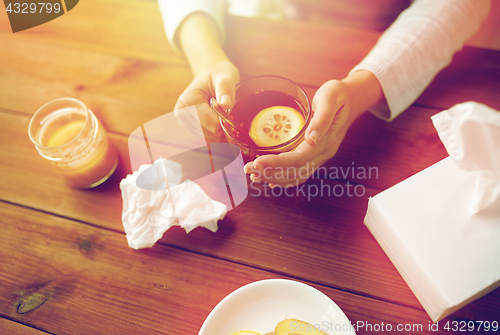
28;98;119;188
219;75;312;161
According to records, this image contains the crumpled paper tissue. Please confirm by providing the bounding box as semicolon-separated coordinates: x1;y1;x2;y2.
120;158;227;249
431;101;500;214
364;101;500;322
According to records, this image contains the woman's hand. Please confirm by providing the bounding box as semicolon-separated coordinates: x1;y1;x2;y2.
173;12;239;142
174;60;239;143
244;70;383;187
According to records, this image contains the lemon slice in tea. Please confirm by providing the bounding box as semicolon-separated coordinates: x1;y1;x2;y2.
249;106;305;147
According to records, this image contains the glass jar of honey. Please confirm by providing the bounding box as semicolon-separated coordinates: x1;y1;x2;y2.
28;98;118;188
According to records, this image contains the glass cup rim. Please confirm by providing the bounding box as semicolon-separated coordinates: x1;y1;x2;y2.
220;75;312;151
28;97;90;150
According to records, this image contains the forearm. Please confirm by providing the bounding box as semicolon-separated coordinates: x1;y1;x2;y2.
350;0;491;121
157;0;225;53
342;70;384;121
179;13;230;76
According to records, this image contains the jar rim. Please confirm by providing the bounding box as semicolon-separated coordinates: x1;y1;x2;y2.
28;97;91;150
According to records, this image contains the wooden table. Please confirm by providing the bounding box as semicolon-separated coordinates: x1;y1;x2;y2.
1;0;499;334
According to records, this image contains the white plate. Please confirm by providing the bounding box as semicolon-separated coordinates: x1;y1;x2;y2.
199;279;356;335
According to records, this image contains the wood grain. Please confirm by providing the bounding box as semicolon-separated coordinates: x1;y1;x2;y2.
1;112;498;325
1;0;499;333
0;0;190;135
1;0;499;138
417;46;500;111
224;15;500;111
0;201;492;335
0;317;50;335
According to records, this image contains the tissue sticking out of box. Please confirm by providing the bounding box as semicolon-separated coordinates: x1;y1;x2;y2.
431;102;500;215
120;158;227;249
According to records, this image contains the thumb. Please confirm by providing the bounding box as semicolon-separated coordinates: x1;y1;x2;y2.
213;72;237;109
306;81;344;146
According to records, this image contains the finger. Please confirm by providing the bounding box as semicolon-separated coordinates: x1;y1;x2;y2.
253;139;315;169
244;161;257;174
195;103;227;143
244;162;252;174
268;178;308;189
264;173;310;187
196;102;220;130
251;145;319;183
174;91;190;111
306;82;344;146
254;165;315;185
213;72;237;109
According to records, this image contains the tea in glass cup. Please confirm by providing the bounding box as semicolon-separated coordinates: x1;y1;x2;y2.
28;98;118;188
220;75;311;161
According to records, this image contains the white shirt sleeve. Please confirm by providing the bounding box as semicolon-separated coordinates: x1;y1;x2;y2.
349;0;491;121
157;0;225;53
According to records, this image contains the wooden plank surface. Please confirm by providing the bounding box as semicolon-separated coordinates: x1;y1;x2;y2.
0;0;189;136
0;201;493;335
224;15;500;112
0;317;51;335
1;0;499;333
417;46;500;111
1;0;499;135
1;111;499;325
0;109;441;306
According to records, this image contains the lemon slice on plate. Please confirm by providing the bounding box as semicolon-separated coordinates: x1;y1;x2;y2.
249;106;305;147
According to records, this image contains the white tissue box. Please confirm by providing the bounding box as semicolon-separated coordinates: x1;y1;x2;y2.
364;157;500;322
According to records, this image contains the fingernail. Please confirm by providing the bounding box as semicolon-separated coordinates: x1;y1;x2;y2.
250;174;261;183
220;94;232;106
244;162;255;173
253;162;264;171
309;130;319;145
